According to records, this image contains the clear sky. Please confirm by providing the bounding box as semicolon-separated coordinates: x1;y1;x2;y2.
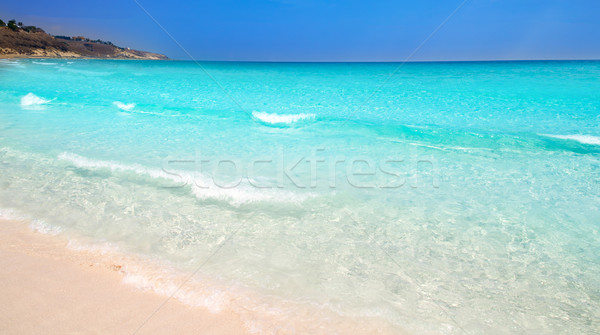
1;0;599;61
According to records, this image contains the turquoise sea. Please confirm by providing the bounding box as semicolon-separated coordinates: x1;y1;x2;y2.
1;59;599;334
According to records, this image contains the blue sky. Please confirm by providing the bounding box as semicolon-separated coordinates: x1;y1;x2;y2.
1;0;599;61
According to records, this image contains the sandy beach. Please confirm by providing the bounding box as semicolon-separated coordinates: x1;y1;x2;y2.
0;219;250;335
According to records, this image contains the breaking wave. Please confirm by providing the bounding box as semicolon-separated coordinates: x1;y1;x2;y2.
252;111;315;126
541;134;600;146
113;101;136;111
58;152;310;206
20;93;51;107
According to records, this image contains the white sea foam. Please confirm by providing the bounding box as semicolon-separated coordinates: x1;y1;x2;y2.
0;59;23;67
61;235;388;334
32;61;58;65
0;207;62;235
0;207;24;221
20;93;51;107
542;134;600;146
1;204;385;333
57;67;114;76
59;152;185;182
118;261;395;334
67;239;119;255
113;101;136;111
121;271;230;313
63;237;235;314
29;219;62;235
58;152;310;206
252;111;315;125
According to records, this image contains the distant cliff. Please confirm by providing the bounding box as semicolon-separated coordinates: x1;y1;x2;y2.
0;20;168;60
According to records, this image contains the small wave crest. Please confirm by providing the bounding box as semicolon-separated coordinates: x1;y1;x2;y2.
59;152;183;182
113;101;136;111
58;152;310;206
541;134;600;146
252;111;315;126
32;61;58;65
0;59;23;67
20;93;52;107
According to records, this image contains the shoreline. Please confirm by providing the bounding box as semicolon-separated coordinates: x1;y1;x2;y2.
0;216;400;334
0;218;250;334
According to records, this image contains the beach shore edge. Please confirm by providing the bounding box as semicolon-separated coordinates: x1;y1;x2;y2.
0;218;250;335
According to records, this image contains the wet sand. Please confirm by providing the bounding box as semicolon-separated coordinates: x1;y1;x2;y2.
0;219;250;335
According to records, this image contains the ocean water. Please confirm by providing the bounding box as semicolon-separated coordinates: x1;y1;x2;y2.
1;59;600;334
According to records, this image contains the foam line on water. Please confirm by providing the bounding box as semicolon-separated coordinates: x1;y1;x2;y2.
0;207;62;235
0;59;24;67
58;152;311;206
7;202;404;334
113;101;136;111
113;102;179;117
60;235;397;334
2;207;393;334
0;207;25;221
32;61;58;65
541;134;600;146
252;111;315;125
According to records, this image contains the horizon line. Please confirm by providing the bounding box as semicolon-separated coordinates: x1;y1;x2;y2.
6;57;600;63
142;58;600;63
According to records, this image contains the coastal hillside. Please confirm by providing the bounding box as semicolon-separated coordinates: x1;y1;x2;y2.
0;19;167;60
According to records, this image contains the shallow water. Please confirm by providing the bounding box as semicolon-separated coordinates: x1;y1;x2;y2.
1;59;599;334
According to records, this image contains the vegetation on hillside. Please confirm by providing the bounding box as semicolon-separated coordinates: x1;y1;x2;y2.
0;19;44;33
0;18;168;59
2;18;122;48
